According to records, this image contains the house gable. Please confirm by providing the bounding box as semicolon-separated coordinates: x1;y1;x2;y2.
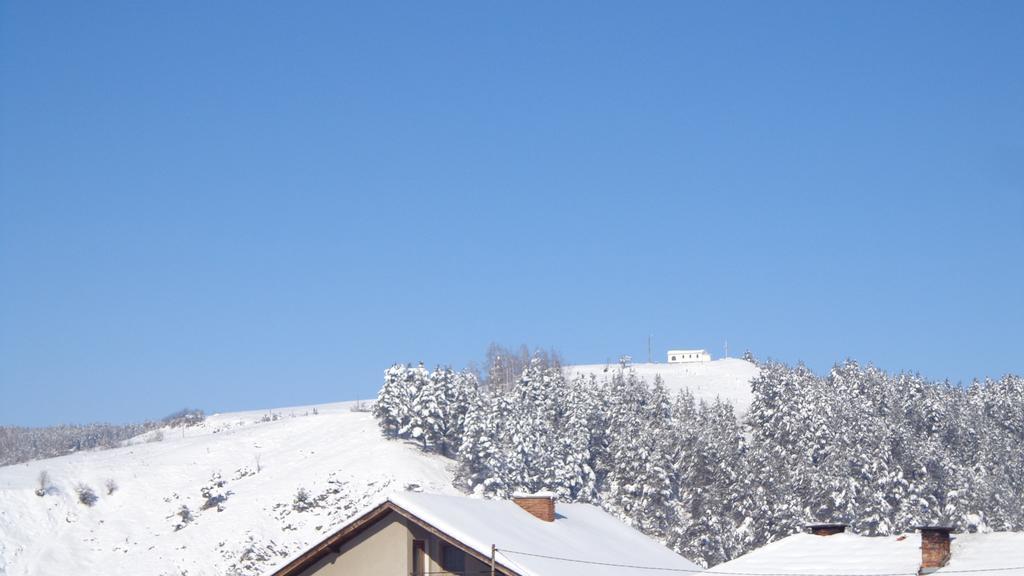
301;510;408;576
271;501;517;576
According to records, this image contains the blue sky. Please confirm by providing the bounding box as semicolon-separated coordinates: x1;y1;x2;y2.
1;1;1022;427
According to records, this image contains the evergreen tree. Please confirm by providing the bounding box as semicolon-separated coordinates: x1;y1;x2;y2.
373;364;408;438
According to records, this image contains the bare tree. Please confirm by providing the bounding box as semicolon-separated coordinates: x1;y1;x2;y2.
35;470;52;497
483;343;563;391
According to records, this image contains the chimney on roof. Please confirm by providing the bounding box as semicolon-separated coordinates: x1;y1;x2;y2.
917;527;953;574
806;523;847;536
512;492;556;522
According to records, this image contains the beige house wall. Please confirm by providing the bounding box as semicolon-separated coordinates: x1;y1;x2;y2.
295;510;501;576
297;511;409;576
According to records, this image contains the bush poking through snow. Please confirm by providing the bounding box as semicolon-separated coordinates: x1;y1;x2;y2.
105;478;118;495
75;483;98;506
232;465;257;480
200;472;231;511
226;535;290;576
174;505;194;531
35;470;52;497
147;429;165;443
292;487;313;512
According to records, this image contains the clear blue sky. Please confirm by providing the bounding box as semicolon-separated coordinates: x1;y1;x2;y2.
2;1;1022;427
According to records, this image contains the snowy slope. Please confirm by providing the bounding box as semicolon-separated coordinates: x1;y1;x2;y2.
0;402;458;576
564;358;760;413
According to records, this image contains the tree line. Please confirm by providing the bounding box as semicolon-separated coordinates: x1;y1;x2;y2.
373;354;1024;567
0;408;205;466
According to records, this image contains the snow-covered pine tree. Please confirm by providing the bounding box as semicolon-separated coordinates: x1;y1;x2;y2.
373;364;409;438
456;392;512;496
441;370;479;457
602;370;662;529
541;372;599;501
400;363;431;445
500;358;561;493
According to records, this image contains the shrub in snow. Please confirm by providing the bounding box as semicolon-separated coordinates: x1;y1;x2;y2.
174;504;194;531
292;487;314;512
147;429;165;443
35;470;52;497
225;535;289;576
75;483;98;506
105;478;118;495
233;466;257;480
200;472;230;511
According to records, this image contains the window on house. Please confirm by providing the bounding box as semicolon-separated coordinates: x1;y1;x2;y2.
441;543;466;573
412;540;425;576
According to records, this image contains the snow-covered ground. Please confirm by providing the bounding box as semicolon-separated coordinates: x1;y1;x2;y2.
0;402;457;576
564;358;760;413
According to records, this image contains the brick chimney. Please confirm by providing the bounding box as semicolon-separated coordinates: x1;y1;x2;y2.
512;492;556;522
806;523;847;536
917;527;953;574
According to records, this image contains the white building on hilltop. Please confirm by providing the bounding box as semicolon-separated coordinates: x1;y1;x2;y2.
667;349;710;363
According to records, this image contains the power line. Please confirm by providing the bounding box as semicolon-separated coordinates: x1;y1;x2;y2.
495;548;1024;576
411;565;491;569
495;547;532;576
498;548;701;574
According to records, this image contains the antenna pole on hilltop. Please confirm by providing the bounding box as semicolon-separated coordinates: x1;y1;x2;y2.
724;339;729;359
647;335;652;363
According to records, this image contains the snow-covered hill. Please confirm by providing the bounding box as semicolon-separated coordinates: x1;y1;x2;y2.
564;358;760;413
0;359;760;575
0;402;457;576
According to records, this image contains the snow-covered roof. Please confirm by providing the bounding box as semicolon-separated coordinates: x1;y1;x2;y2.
707;532;1024;576
390;492;702;576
